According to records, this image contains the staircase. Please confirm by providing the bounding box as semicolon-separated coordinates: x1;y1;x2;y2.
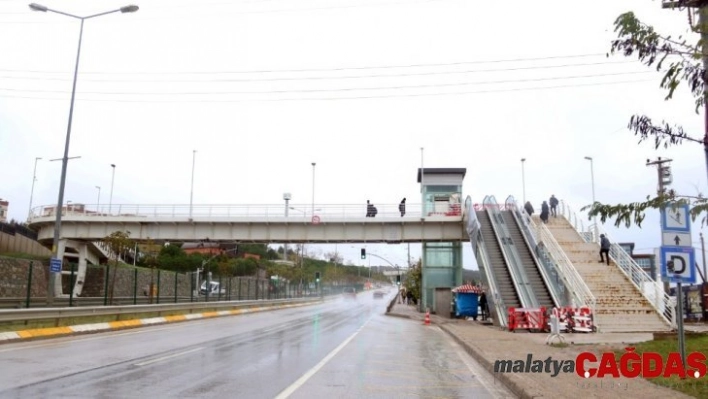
540;216;671;332
477;211;521;309
502;211;555;309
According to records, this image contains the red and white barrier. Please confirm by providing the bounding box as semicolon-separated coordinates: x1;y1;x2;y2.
508;307;548;332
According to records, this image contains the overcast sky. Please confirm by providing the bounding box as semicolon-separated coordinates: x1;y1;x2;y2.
0;0;706;278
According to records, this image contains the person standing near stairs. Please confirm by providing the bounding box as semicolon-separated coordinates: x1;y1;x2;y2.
549;195;559;217
599;234;611;265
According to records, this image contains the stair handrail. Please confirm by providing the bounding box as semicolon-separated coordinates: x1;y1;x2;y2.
505;196;565;308
468;198;507;328
559;200;673;327
484;196;538;308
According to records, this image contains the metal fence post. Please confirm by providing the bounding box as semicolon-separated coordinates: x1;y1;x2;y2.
133;268;138;305
238;277;242;300
69;262;75;307
156;269;161;304
103;264;110;306
218;275;222;301
25;261;33;309
174;272;178;303
228;278;232;301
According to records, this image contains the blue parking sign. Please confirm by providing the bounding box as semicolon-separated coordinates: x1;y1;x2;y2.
50;257;62;273
660;246;696;284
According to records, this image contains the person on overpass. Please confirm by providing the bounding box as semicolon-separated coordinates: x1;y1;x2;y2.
549;195;559;217
540;201;549;224
399;198;406;217
524;201;534;216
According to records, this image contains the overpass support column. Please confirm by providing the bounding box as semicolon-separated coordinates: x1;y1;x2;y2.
73;242;88;297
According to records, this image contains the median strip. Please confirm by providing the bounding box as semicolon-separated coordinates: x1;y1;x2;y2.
0;301;317;343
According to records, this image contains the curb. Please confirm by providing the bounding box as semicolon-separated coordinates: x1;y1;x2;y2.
0;302;311;344
439;324;534;399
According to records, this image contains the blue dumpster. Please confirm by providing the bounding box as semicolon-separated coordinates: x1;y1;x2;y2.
452;284;483;319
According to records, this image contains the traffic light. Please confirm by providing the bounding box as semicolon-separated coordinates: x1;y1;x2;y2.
315;271;321;283
361;248;366;259
396;275;401;285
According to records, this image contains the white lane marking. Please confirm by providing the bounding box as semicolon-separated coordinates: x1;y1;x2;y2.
0;327;174;354
133;347;204;367
274;316;373;399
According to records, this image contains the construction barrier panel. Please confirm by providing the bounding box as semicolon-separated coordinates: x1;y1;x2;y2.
507;307;547;332
548;306;595;333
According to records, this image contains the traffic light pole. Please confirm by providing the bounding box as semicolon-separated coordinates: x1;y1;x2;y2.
647;157;672;295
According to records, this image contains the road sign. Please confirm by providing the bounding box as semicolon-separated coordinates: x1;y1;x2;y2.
49;257;62;273
661;232;692;247
660;246;697;284
662;204;691;232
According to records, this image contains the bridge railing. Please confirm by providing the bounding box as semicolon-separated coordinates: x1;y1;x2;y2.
30;202;467;221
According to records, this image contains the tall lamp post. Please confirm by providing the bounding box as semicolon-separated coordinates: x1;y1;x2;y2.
30;2;139;302
27;156;42;220
584;156;597;239
311;162;316;216
283;193;291;260
95;186;101;211
190;150;196;219
109;163;116;213
520;158;526;205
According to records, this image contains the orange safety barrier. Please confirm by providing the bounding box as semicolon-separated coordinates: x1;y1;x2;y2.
508;307;548;332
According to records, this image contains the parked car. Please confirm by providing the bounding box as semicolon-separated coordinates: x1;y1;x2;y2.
200;281;226;296
342;287;357;299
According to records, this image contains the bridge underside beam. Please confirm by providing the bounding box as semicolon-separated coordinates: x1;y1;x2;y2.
32;217;467;244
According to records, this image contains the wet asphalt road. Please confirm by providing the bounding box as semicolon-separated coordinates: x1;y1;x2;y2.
0;291;513;398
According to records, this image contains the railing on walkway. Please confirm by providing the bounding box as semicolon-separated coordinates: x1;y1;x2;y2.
29;202;467;222
505;196;566;309
466;196;507;328
558;201;673;327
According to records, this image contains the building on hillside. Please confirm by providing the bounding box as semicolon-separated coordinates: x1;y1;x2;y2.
0;199;8;222
182;242;224;256
619;242;657;280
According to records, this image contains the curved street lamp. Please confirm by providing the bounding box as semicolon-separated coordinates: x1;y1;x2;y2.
30;3;139;303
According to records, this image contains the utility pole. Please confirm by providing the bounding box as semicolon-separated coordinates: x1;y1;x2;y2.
662;1;708;184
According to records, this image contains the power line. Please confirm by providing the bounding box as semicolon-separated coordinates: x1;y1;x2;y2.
0;78;655;103
0;54;620;76
0;70;656;96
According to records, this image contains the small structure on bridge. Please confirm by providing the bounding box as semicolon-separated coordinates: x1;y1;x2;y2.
418;167;466;313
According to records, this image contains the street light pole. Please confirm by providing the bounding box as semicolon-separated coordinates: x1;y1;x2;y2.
521;158;526;205
27;156;42;220
190;150;196;219
109;163;116;213
584;156;597;239
95;186;101;211
30;2;139;303
311;162;316;216
283;193;291;261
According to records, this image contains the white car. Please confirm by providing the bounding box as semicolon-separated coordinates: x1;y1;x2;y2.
200;281;226;296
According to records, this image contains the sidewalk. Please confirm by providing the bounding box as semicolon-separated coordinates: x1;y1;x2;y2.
387;302;696;399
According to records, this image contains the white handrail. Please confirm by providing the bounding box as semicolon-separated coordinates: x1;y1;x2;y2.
29;203;464;222
559;201;673;327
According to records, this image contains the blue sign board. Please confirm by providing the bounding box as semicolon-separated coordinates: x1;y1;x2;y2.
49;257;62;273
660;246;696;284
661;204;691;233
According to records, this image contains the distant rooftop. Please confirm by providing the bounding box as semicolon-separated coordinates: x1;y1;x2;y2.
417;168;467;183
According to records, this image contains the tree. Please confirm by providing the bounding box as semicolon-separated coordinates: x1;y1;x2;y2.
102;230;134;304
587;5;708;226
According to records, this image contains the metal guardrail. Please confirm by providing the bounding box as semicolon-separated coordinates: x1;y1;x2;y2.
29;202;467;222
559;201;673;327
0;298;321;324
